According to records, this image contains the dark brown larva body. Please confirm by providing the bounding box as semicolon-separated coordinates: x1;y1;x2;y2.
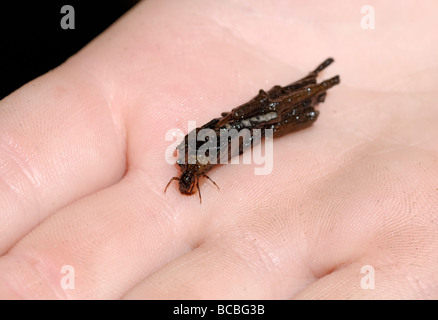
165;58;340;202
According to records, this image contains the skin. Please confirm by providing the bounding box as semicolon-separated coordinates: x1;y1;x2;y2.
0;0;437;299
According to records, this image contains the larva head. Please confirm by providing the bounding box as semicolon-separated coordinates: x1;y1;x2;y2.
179;172;197;195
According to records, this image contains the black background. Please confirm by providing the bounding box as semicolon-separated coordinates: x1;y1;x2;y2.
0;0;140;100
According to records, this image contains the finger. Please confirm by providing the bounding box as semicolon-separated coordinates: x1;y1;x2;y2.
0;67;126;254
122;239;312;299
0;176;163;298
0;157;211;299
293;261;435;299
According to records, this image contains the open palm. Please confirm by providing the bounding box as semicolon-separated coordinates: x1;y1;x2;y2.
1;0;437;299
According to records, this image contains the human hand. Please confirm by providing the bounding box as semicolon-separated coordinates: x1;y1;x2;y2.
0;0;437;299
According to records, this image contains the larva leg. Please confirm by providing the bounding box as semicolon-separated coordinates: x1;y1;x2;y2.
164;177;180;193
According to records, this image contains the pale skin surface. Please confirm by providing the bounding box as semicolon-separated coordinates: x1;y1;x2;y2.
0;0;437;299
